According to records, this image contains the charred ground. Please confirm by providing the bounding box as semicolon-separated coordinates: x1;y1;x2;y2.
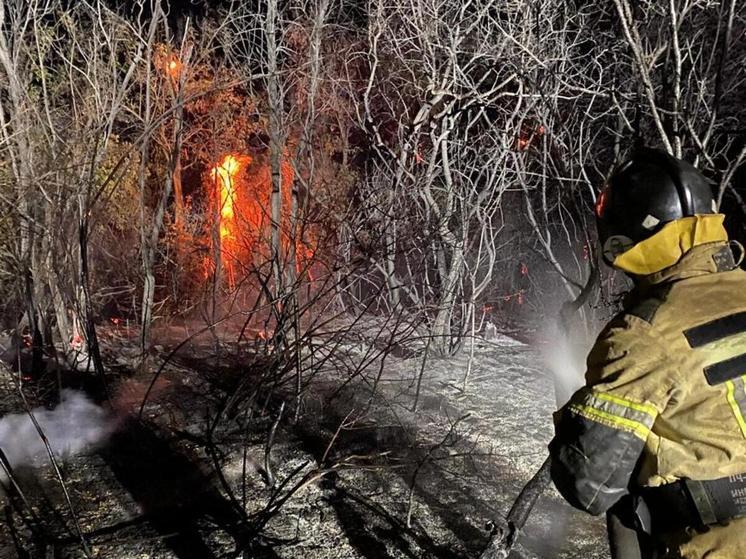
0;322;606;559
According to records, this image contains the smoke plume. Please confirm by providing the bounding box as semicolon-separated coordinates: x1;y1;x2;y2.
0;389;115;483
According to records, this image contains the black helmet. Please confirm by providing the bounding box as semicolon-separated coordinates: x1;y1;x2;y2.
596;148;716;265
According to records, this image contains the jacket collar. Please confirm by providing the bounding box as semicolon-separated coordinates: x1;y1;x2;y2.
613;214;728;276
633;241;738;289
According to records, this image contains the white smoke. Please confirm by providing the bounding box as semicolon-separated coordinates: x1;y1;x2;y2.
0;389;115;483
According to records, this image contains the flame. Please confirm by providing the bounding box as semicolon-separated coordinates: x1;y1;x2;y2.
211;154;244;286
516;123;545;151
212;154;241;242
204;151;319;288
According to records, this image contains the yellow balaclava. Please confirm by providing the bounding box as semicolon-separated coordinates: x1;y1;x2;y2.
612;214;729;276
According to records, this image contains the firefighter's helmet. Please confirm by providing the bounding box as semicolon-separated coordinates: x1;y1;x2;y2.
596;148;716;265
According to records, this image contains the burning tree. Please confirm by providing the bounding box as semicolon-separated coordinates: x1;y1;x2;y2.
211;153;243;286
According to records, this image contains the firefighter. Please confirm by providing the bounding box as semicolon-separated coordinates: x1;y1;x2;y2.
548;148;746;558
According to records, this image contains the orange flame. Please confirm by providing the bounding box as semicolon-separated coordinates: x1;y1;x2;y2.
212;154;241;242
211;154;243;286
204;151;318;287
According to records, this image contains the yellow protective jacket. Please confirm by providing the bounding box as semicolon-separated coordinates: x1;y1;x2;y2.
549;214;746;558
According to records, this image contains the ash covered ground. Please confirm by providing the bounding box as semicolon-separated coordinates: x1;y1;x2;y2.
0;321;607;559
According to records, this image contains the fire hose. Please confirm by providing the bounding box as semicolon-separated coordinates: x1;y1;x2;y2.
478;267;599;558
478;456;552;559
477;458;643;559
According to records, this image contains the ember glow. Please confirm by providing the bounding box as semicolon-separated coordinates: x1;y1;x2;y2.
166;55;181;79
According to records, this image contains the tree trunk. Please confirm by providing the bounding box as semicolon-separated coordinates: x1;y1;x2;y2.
0;10;44;374
431;240;464;355
173;154;184;234
140;101;183;360
267;0;284;301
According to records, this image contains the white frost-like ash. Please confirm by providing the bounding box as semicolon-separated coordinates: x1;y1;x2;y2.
0;389;115;483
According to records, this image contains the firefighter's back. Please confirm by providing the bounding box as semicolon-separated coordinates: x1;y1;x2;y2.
647;259;746;484
632;245;746;558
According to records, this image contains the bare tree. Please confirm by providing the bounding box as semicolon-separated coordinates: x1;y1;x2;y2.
0;0;159;375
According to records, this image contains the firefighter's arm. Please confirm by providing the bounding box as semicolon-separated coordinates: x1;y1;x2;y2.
548;317;671;516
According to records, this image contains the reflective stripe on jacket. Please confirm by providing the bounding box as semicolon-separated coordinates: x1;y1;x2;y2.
550;223;746;522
